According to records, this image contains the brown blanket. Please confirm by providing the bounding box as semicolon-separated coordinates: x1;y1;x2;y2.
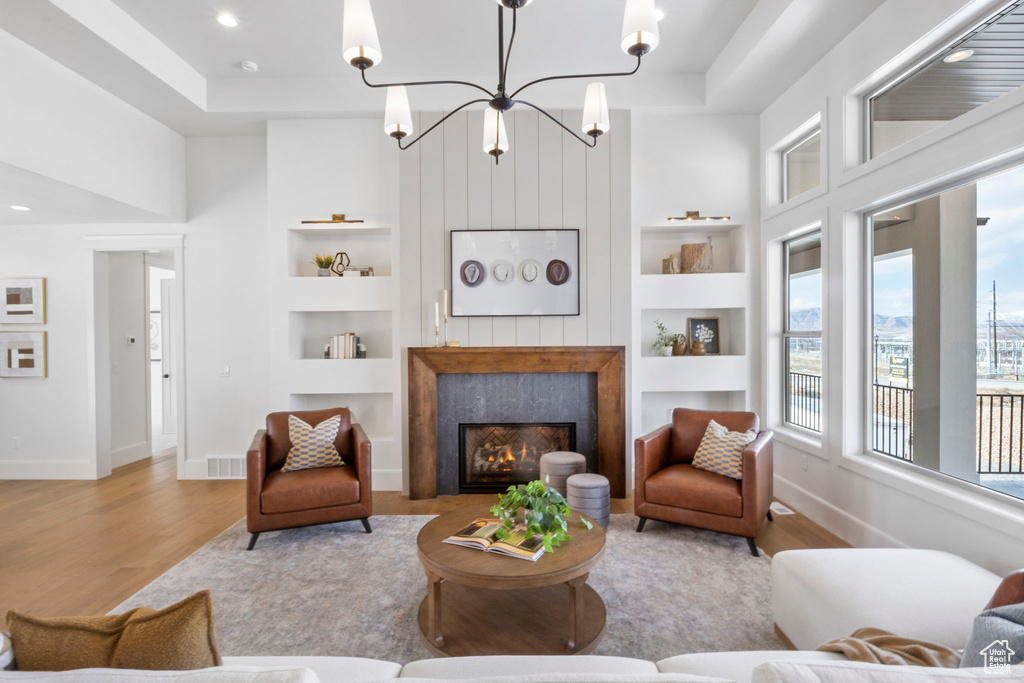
816;628;962;667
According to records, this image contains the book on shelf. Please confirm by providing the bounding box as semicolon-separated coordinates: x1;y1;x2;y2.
442;518;546;561
326;333;362;359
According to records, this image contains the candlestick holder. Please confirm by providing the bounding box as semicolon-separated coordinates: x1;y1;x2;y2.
434;324;441;348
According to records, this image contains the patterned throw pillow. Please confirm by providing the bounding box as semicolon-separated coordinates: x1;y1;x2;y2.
691;419;757;480
282;414;344;472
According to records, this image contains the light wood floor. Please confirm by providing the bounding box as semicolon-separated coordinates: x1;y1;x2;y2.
0;456;847;619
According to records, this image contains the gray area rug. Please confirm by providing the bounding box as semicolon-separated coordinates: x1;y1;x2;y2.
114;515;782;664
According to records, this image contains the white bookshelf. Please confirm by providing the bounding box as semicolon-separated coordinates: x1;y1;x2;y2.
271;220;402;488
631;222;753;440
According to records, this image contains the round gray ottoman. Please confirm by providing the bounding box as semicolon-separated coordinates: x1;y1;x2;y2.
567;472;610;528
539;451;587;497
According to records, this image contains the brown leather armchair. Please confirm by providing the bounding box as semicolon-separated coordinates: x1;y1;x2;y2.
634;408;774;556
246;407;372;550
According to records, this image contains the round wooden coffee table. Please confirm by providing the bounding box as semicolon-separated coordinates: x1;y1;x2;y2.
416;503;607;657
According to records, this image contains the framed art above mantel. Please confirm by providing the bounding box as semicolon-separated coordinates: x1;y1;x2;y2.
450;229;580;317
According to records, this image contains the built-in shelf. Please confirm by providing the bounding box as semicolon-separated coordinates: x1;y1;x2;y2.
636;356;751;393
637;273;749;310
288;392;395;436
640;390;749;433
285;359;394;393
640;307;746;356
289;310;393;359
288;224;392;277
640;223;745;275
284;276;396;311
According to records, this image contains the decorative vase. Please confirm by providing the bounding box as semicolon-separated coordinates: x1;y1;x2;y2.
690;340;707;356
318;268;331;277
671;340;687;356
656;345;672;357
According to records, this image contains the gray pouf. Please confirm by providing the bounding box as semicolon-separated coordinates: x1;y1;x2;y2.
540;451;586;496
567;472;610;528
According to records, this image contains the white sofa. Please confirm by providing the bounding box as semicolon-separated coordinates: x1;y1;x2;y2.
2;549;1019;683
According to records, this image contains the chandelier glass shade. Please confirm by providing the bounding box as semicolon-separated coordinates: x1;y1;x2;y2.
342;0;659;163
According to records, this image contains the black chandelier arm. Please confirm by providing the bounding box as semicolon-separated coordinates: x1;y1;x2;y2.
395;99;491;151
513;99;597;148
501;8;518;92
508;54;643;100
360;68;494;98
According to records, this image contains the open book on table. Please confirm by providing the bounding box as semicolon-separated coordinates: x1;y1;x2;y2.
442;518;546;561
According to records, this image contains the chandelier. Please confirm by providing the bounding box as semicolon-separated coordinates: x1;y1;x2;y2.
342;0;660;164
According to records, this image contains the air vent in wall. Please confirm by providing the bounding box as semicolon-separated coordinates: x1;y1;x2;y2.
207;456;245;479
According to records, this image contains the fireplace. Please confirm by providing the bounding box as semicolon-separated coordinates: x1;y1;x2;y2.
459;423;577;493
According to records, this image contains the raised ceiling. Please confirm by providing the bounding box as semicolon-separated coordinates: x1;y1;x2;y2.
109;0;758;81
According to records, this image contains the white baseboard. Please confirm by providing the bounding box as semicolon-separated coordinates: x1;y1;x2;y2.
373;468;403;491
774;474;907;549
0;460;97;479
111;441;151;469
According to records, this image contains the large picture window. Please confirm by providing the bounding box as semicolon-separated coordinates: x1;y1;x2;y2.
868;1;1024;159
868;163;1024;501
784;231;822;433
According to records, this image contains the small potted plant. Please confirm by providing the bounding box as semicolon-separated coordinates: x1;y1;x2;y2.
311;254;335;277
650;319;686;357
491;479;592;553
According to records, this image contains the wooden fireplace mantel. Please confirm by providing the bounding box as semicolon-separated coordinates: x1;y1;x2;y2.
408;346;626;500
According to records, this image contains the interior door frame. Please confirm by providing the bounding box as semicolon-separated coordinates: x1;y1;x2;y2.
84;235;187;480
159;277;177;434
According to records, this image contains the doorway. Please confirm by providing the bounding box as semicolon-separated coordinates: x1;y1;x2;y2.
87;235;187;479
147;255;177;455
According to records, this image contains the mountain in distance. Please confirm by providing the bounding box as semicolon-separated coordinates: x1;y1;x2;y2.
790;308;914;339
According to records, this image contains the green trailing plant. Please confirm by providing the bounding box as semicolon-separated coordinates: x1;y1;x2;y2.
490;478;592;553
649;319;685;354
311;253;336;269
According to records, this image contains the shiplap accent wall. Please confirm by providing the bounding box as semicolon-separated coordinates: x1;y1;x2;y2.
398;109;631;350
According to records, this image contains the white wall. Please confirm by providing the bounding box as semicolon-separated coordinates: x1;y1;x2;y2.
0;136;269;479
106;251;149;467
0;28;185;220
759;0;1024;574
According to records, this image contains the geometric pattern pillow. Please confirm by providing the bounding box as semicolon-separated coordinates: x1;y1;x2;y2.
281;414;344;472
691;419;757;480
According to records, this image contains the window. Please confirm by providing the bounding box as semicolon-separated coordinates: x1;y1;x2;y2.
782;130;821;201
784;231;822;433
868;163;1024;502
868;1;1024;158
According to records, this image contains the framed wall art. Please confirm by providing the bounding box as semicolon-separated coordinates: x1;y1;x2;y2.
687;317;720;355
450;229;580;317
1;331;47;378
1;278;46;324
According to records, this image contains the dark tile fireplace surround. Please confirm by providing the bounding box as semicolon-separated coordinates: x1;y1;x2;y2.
408;346;626;499
437;373;597;495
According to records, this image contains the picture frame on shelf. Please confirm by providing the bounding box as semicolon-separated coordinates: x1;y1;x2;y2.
1;277;46;324
687;317;720;355
0;331;47;378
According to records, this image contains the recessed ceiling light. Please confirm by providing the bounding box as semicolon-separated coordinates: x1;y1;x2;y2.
654;7;665;22
217;13;238;27
10;205;30;211
944;49;974;63
240;60;259;73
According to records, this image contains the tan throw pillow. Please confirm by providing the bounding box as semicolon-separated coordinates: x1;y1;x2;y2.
6;590;221;671
281;414;344;472
691;419;757;480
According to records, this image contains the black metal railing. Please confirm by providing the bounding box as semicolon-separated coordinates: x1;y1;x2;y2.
873;384;913;460
977;394;1024;474
786;372;822;432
